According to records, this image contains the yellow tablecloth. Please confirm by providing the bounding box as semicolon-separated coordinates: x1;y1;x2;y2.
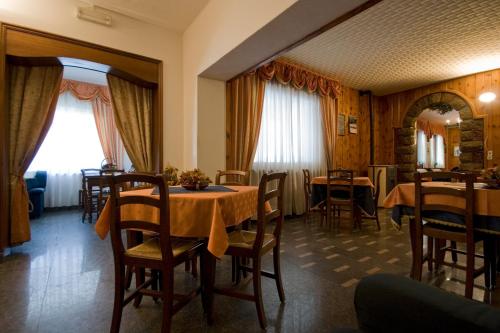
311;176;374;187
383;182;500;217
95;186;260;258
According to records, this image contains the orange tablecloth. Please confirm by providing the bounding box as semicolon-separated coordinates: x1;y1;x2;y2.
311;176;374;187
383;182;500;217
95;186;260;258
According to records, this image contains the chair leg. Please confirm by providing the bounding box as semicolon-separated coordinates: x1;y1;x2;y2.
252;257;267;329
184;259;191;272
125;266;133;290
484;238;493;291
110;266;125;333
231;256;236;283
191;256;198;278
161;270;174;333
412;223;423;281
133;267;145;307
375;212;381;231
427;236;434;272
451;241;458;263
435;239;446;271
464;245;475;299
273;245;285;302
151;269;159;303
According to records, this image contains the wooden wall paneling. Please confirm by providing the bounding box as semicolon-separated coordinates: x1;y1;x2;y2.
358;94;370;175
5;27;159;84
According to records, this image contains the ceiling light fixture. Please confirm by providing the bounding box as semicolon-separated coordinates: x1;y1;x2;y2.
479;91;496;103
77;6;112;26
446;119;450;125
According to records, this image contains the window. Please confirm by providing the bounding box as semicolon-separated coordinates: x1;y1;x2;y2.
417;130;427;167
253;81;326;214
27;91;105;207
417;130;445;168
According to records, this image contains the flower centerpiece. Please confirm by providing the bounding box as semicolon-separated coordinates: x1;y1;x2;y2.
481;166;500;188
179;168;211;190
163;164;179;186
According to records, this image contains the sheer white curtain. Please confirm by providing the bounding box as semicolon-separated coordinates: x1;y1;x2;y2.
417;130;427;167
252;81;326;215
28;92;104;207
435;135;445;168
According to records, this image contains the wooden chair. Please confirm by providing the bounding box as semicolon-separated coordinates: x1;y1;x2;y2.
215;170;250;186
360;169;382;230
108;173;204;333
81;168;101;223
302;169;325;224
413;171;491;298
215;169;250;281
325;169;358;231
213;172;287;329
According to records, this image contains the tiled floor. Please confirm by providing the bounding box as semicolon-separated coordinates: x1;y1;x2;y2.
0;209;499;332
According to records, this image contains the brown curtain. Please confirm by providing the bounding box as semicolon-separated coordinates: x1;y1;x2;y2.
226;73;266;171
8;64;63;245
60;79;124;167
320;95;337;169
107;74;153;172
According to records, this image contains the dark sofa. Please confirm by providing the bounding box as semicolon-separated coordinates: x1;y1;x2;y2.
336;273;500;333
25;171;47;219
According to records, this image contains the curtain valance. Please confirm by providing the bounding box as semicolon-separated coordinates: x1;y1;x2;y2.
416;119;446;141
60;79;111;104
253;60;341;98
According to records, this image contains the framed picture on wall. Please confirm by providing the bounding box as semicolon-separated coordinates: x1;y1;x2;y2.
338;113;345;136
348;115;358;134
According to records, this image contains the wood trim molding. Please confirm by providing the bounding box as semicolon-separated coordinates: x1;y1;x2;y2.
4;24;160;84
0;23;9;251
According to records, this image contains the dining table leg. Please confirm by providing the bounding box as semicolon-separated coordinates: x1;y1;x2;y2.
201;244;216;325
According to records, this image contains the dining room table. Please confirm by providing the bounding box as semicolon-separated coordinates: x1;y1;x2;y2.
383;181;500;274
95;184;263;324
310;176;376;216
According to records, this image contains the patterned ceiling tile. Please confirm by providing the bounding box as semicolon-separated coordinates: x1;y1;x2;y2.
282;0;500;95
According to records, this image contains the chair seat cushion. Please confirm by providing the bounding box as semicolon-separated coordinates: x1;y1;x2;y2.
28;187;45;194
125;237;199;260
227;230;275;250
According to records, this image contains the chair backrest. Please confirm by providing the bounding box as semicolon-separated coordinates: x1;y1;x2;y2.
81;168;101;190
108;173;174;264
215;170;250;186
327;169;354;201
302;169;312;197
254;172;287;252
34;171;47;188
414;172;476;232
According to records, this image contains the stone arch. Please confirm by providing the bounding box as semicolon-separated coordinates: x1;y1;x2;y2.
396;92;484;182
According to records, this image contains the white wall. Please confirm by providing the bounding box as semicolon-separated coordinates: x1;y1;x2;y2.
197;77;225;180
0;0;184;169
182;0;297;169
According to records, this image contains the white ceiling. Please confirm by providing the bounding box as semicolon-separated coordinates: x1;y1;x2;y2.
80;0;209;32
63;66;107;86
282;0;500;96
418;108;461;126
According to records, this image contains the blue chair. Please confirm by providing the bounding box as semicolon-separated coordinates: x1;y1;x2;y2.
25;171;47;219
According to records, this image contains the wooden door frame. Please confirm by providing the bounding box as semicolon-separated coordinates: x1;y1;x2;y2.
0;23;163;253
